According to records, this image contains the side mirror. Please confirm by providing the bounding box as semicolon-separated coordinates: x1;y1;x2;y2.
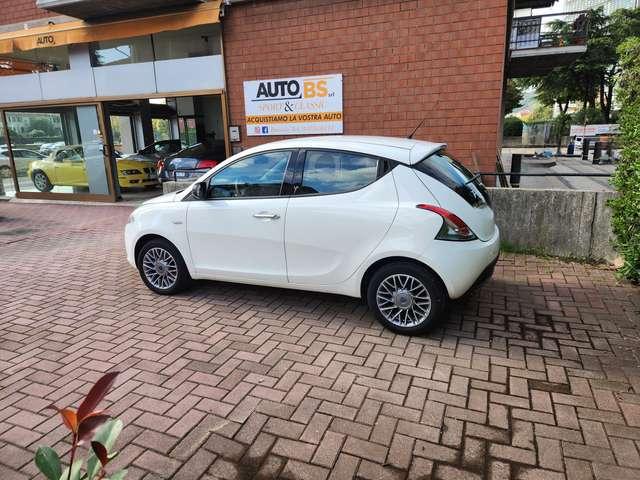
192;181;207;200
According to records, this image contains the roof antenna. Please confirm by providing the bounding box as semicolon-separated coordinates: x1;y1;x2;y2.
407;118;427;139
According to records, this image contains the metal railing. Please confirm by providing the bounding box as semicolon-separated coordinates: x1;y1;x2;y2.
510;11;589;51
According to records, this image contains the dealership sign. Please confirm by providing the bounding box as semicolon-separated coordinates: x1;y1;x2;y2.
243;74;343;136
570;124;620;137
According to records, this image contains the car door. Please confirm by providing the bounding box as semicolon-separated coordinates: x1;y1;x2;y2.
54;148;87;185
186;149;295;284
284;149;398;285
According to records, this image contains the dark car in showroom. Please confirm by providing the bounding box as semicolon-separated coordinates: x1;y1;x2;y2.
159;140;226;182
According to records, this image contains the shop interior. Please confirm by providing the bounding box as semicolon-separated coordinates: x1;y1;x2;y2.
0;94;227;202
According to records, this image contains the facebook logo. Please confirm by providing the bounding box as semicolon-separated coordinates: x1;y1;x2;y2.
261;126;269;134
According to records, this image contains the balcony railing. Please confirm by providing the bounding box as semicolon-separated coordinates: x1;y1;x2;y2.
510;11;589;51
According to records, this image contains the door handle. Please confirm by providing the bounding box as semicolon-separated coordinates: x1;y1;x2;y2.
253;212;280;220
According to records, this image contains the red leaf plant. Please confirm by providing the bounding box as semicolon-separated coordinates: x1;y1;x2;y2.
45;371;121;480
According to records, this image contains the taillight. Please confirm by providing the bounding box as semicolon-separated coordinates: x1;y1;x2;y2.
416;204;477;241
196;159;219;169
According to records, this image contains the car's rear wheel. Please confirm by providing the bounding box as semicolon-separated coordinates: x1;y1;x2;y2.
367;262;447;335
136;238;191;294
32;170;53;192
0;165;11;178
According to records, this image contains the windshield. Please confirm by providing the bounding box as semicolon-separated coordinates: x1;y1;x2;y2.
414;150;490;207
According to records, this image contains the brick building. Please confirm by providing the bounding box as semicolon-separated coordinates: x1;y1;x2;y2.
0;0;570;202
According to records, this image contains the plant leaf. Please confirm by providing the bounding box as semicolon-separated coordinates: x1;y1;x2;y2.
47;405;78;433
77;371;120;422
35;446;62;480
77;414;111;444
85;420;124;480
93;419;123;452
107;470;127;480
91;441;109;467
59;459;83;480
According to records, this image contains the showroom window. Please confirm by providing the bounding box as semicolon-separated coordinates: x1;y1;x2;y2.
208;151;291;199
90;36;154;66
298;150;379;195
0;46;70;75
153;24;221;61
4;106;111;197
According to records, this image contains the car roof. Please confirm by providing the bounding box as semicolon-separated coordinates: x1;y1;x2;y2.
238;135;446;165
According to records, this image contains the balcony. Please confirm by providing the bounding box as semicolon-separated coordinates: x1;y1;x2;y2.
508;11;589;78
36;0;206;20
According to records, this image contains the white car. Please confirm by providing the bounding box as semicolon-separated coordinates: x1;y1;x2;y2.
0;148;46;178
125;136;500;334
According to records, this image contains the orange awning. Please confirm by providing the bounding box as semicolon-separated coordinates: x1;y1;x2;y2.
0;1;221;55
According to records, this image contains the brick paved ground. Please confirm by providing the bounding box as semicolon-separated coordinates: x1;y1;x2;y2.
1;202;639;480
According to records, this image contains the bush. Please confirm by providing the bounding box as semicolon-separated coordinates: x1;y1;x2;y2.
503;116;523;137
572;107;606;125
609;37;640;282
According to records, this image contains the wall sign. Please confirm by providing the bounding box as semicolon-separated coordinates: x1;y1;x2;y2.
243;74;343;136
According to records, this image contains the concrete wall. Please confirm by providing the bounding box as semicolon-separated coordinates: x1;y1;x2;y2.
488;188;617;262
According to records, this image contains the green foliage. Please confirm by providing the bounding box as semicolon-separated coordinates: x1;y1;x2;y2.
609;37;640;282
86;420;123;480
572;107;606;125
522;7;640;124
35;447;62;480
524;105;553;124
503;80;524;114
503;116;524;137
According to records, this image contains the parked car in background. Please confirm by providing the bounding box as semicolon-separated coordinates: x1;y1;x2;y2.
39;141;65;156
127;139;183;164
29;145;159;192
126;136;500;335
0;148;46;177
159;141;224;182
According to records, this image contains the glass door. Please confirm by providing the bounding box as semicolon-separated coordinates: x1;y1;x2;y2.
2;104;115;200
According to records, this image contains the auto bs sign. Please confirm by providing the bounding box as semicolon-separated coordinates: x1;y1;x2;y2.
243;74;343;136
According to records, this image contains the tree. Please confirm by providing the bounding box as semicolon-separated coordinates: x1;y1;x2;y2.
552;7;640;123
521;67;581;152
608;37;640;282
503;80;524;115
503;116;523;137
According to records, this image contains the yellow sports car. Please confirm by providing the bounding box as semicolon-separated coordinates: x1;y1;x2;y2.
28;145;160;192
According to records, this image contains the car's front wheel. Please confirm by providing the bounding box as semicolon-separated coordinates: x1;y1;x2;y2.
136;238;191;294
32;170;53;192
0;165;11;178
367;262;447;335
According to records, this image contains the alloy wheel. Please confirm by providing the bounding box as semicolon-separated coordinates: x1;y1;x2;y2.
142;247;178;290
33;172;49;190
376;274;432;327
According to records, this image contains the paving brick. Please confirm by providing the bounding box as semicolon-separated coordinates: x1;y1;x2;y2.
1;202;639;480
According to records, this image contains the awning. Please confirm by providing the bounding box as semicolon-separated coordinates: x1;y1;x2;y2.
0;0;221;55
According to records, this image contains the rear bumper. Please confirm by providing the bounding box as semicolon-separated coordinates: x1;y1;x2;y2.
420;226;500;299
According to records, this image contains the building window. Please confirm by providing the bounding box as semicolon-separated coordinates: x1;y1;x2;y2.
153;24;221;61
90;36;154;67
88;24;221;67
0;46;70;76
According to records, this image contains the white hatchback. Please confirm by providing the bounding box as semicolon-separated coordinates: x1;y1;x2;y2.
125;136;500;334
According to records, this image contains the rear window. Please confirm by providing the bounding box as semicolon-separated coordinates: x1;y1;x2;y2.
414;150;489;207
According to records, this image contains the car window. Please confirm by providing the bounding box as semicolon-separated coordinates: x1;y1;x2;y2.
298;150;379;195
208;151;291;199
12;150;24;158
414;150;489;207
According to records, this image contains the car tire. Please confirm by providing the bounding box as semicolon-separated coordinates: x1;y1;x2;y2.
366;262;447;335
32;170;53;192
136;238;191;295
0;165;11;178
